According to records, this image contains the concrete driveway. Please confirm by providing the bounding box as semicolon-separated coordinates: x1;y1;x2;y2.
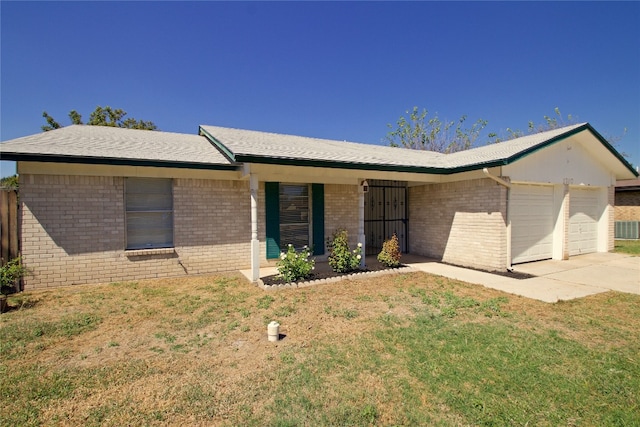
409;252;639;303
512;252;639;296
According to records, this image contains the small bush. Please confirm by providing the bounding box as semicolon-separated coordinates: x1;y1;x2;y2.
377;234;402;267
327;229;362;273
277;244;315;283
1;257;26;294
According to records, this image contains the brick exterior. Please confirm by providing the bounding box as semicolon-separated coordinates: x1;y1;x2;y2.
324;184;360;250
409;178;508;271
22;171;613;289
562;185;571;259
607;186;613;249
20;174;254;290
173;178;252;275
615;190;640;221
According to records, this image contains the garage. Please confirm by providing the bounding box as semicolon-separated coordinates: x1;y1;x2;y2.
569;187;601;255
511;184;555;264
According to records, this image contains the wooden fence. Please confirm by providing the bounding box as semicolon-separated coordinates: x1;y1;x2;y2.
1;189;19;265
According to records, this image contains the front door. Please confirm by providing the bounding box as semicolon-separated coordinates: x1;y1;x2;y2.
364;180;408;255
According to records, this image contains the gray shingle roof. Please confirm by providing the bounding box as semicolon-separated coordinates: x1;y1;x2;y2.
0;125;234;168
2;122;635;177
199;125;445;168
443;123;587;168
200;122;598;173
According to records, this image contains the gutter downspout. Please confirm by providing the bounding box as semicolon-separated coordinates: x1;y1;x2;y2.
483;168;513;271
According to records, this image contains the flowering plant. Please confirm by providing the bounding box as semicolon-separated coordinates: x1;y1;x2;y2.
277;244;315;283
327;229;362;273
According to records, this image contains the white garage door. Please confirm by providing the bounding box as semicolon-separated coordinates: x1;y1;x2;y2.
511;184;555;264
569;188;600;256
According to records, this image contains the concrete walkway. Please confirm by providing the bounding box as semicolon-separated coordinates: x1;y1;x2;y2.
243;252;639;303
409;252;639;303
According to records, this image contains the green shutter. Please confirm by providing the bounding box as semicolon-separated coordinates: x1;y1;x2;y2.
312;183;325;255
265;182;280;259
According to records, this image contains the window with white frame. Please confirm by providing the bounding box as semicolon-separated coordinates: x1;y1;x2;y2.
125;177;174;250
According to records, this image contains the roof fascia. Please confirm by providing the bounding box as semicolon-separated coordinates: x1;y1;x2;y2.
199;126;237;162
234;154;454;174
501;123;638;177
0;153;239;171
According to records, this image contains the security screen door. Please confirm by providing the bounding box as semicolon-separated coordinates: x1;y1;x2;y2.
364;180;408;255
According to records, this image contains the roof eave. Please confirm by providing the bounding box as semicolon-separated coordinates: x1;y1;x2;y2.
234;154;463;174
500;123;638;177
1;153;239;171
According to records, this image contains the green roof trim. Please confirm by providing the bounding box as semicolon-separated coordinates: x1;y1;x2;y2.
199;126;236;162
229;123;637;177
500;123;638;176
3;122;635;178
0;152;239;171
233;154;456;174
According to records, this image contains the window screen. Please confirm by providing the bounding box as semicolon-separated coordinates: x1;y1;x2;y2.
125;178;173;249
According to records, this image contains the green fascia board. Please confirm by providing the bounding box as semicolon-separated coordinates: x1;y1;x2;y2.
234;153;514;175
7;123;632;178
0;153;239;171
233;123;638;177
233;154;453;174
497;123;638;177
198;126;237;162
581;123;638;177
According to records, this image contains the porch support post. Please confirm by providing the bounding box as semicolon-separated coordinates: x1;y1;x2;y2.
358;184;366;267
250;173;260;282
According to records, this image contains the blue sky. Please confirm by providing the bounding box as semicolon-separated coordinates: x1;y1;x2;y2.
1;1;639;177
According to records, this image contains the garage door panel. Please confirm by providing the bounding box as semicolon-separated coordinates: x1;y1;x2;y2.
511;185;554;264
569;188;599;256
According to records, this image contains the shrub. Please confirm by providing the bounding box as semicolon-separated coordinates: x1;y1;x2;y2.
327;229;362;273
277;244;315;283
0;257;26;294
377;234;402;268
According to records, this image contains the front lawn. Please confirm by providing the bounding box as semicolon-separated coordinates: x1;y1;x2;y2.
1;272;639;426
615;239;640;255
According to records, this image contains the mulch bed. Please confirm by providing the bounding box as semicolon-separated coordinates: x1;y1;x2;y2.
440;262;536;280
261;263;407;287
261;260;536;287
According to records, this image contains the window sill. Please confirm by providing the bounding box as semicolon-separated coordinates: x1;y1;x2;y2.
125;248;176;257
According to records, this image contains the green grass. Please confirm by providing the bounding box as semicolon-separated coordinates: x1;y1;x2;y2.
0;273;638;426
614;239;640;255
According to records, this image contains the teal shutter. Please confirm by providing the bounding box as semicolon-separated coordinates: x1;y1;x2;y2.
265;182;280;259
312;183;325;255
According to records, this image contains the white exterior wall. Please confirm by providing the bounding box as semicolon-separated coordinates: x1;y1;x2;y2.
503;136;614;187
504;136;615;260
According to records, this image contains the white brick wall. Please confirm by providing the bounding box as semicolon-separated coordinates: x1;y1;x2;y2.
409;178;508;271
20;174;254;289
324;184;360;249
20;173;513;288
607;186;615;251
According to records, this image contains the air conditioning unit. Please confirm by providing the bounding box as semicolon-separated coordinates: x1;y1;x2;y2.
615;221;640;239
